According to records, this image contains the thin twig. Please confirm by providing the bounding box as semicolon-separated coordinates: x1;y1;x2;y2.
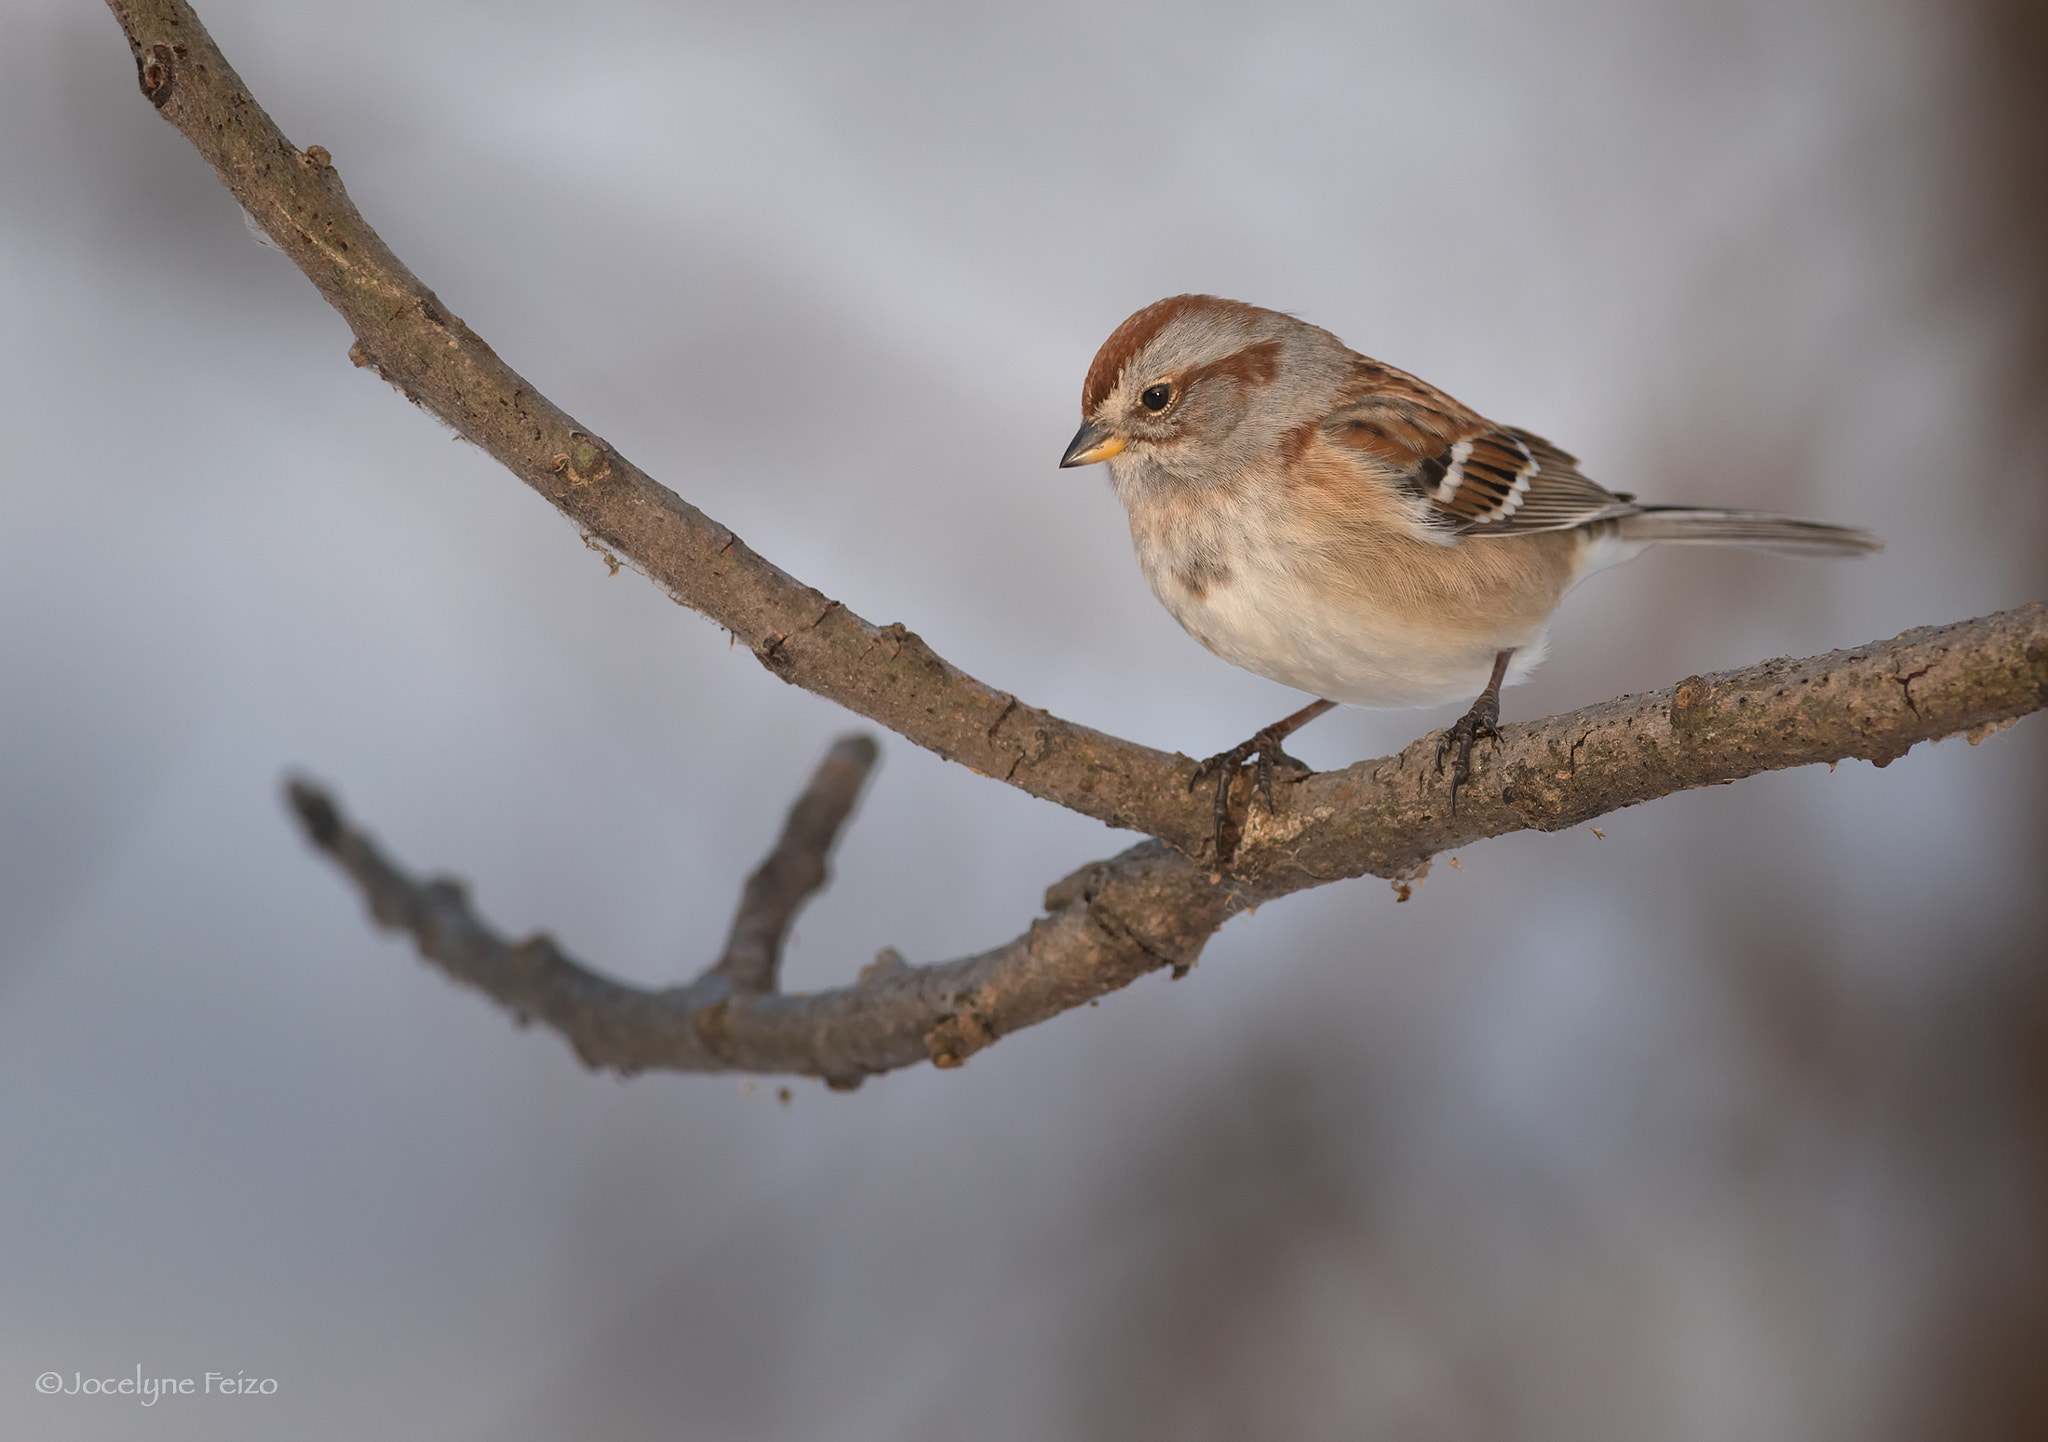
712;735;879;993
286;777;1237;1086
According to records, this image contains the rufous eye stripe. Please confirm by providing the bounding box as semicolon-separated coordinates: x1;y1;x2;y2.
1079;294;1269;414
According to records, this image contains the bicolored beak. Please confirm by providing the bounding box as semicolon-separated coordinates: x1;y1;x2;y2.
1059;418;1127;468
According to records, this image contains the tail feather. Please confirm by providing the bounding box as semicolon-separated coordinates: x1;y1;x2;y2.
1615;505;1883;557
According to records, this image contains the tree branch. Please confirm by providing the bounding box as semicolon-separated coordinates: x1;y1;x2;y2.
112;0;2046;1081
285;611;2046;1081
1235;604;2048;895
711;735;878;994
285;755;1239;1086
102;0;1207;849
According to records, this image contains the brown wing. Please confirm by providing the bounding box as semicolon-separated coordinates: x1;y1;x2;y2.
1322;360;1636;537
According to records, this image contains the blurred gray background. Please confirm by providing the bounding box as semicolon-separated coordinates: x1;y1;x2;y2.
4;0;2045;1438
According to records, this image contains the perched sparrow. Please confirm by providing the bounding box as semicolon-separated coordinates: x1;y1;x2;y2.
1059;294;1880;853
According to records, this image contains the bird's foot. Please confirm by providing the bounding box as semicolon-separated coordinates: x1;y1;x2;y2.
1435;695;1502;817
1191;728;1314;864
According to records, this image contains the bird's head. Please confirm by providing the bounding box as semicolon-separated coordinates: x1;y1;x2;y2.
1059;294;1347;484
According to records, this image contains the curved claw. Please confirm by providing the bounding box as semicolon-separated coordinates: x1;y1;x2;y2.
1433;650;1514;818
1435;708;1500;817
1188;700;1336;866
1192;734;1315;864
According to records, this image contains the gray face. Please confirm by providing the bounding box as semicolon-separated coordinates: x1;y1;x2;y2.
1068;296;1356;490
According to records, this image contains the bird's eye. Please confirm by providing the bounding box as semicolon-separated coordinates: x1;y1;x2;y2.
1140;383;1173;412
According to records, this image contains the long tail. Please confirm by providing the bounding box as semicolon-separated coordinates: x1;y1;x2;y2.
1615;505;1883;557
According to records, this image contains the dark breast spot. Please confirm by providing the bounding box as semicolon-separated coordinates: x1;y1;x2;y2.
1175;556;1233;600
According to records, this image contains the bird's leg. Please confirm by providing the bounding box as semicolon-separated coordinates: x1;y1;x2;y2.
1190;698;1338;861
1436;649;1514;816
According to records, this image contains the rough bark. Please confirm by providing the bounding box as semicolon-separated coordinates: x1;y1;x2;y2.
104;0;1196;847
1244;606;2048;895
286;763;1240;1086
285;609;2046;1082
710;735;879;995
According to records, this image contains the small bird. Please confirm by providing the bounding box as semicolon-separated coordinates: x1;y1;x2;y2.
1059;295;1880;854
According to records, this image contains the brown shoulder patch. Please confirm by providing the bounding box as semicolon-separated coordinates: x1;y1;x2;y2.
1081;294;1225;414
1278;417;1320;465
1330;405;1467;468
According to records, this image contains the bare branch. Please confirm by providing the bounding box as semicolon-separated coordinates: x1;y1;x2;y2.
286;611;2045;1081
285;777;1238;1085
711;735;879;994
1229;604;2048;894
101;0;1208;852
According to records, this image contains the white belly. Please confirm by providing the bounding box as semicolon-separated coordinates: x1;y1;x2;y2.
1129;515;1556;710
1161;564;1548;707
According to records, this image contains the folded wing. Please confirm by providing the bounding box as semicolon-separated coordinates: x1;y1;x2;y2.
1320;359;1636;538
